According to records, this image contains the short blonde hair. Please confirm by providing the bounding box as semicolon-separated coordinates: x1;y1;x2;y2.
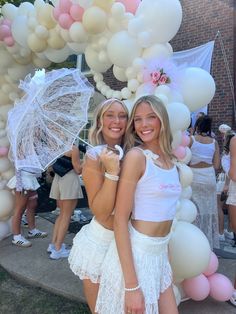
88;98;129;146
124;95;173;158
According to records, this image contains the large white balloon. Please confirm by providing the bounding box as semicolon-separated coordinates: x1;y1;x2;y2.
166;102;190;132
169;221;211;281
44;45;71;63
11;15;30;48
175;162;193;188
107;31;142;68
179;67;216;112
136;0;182;43
142;44;172;59
177;198;197;223
113;65;127;82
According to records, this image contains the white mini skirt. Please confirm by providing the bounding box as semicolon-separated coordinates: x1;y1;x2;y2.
7;171;40;191
68;217;114;283
96;223;172;314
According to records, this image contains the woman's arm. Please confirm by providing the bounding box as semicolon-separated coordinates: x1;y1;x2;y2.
71;146;82;174
82;150;120;224
229;136;236;181
213;140;220;170
114;149;145;312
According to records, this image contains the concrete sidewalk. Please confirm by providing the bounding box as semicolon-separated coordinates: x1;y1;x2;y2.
0;217;235;314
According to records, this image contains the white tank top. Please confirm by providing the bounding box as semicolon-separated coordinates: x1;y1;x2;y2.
190;136;215;165
131;149;181;222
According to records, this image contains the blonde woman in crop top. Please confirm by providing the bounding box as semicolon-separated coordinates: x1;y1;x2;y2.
96;95;181;314
189;115;220;249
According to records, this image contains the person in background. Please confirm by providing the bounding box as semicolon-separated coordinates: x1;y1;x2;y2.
189;115;220;249
8;169;47;248
48;145;83;260
96;95;181;314
68;98;129;313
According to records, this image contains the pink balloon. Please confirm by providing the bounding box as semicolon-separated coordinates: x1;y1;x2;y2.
70;4;84;21
208;273;234;301
4;36;15;47
53;6;61;21
181;133;190;147
59;0;72;13
58;13;74;29
0;25;11;39
116;0;141;14
203;251;219;277
2;19;12;27
0;147;8;157
173;145;186;159
182;274;210;301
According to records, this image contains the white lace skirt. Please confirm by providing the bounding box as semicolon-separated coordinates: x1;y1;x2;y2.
7;171;40;191
68;217;114;283
95;224;172;314
191;167;219;249
226;180;236;206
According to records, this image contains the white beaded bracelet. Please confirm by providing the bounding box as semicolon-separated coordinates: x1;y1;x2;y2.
104;172;119;181
124;284;140;292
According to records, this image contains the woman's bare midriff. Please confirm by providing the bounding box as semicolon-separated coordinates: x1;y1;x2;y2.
131;219;173;237
190;162;213;168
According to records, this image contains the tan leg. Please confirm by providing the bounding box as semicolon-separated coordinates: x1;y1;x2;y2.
217;194;224;234
54;199;77;250
159;285;179;314
26;191;38;230
83;279;99;314
12;191;29;235
228;205;236;233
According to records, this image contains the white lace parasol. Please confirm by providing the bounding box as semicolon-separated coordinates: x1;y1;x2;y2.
7;68;94;172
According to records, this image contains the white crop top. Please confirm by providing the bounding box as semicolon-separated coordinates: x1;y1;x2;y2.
131;149;182;222
190;136;215;165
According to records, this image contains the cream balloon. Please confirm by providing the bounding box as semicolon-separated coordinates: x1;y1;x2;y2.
82;7;107;35
11;15;30;48
67;42;86;54
44;45;71;63
113;65;127;82
85;46;112;73
179;67;216;112
177;198;197;223
35;25;49;39
169;221;211;280
28;33;47;53
107;31;141;68
69;22;88;43
32;55;51;68
175;162;193;188
47;29;66;49
0;137;9;147
166;102;190;132
94;0;115;12
121;87;132;99
111;2;125;19
37;4;56;29
0;50;14;69
180;186;192;200
0;190;14;220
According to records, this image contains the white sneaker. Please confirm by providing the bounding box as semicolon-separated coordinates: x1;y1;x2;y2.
12;235;32;248
47;243;66;253
49;247;70;260
28;229;48;239
224;229;234;240
219;233;225;241
230;290;236;307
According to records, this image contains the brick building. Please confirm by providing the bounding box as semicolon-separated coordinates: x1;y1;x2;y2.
170;0;235;137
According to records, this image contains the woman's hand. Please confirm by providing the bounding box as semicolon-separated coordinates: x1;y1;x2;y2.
100;148;120;175
125;289;145;314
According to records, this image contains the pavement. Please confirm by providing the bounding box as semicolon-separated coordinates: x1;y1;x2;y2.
0;216;235;314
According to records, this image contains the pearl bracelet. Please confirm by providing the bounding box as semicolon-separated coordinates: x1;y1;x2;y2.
124;284;140;292
104;172;119;181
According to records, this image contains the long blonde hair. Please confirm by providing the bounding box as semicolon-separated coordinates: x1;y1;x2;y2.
88;98;129;146
124;95;173;158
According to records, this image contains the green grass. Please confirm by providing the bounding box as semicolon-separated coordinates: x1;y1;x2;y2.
0;266;90;314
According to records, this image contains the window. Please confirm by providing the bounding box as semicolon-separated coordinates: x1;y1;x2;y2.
77;54;92;76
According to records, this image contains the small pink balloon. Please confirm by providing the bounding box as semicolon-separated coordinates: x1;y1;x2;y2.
59;13;74;29
0;147;8;157
182;274;210;301
173;146;186;160
59;0;72;14
116;0;141;14
70;4;84;21
2;19;12;27
4;36;15;47
203;251;219;277
0;25;11;38
208;273;234;301
53;6;61;21
181;133;190;147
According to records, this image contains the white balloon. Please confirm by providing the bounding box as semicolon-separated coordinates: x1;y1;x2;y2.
166;102;190;132
11;15;30;48
155;93;169;106
44;46;71;63
1;3;18;20
106;89;113;99
169;221;211;280
112;90;122;100
177;198;197;223
35;25;49;39
107;31;142;68
0;158;11;173
154;85;171;99
179;67;216;112
128;16;144;36
113;65;127;82
175;162;193;188
121;87;132;99
108;17;122;33
67;42;86;54
142;43;172;59
172;130;182;149
18;2;35;16
69;22;88;43
0;221;11;240
136;0;182;43
93;73;103;82
0;190;14;220
132;58;145;71
128;79;140;92
111;3;125;19
169;90;184;103
135;82;154;97
179;146;192;164
137;31;152;48
78;0;93;9
180;186;192;199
